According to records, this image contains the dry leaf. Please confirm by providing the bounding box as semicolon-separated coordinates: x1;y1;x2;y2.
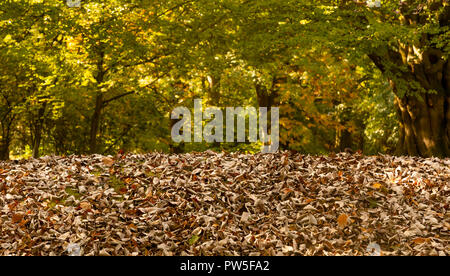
0;152;448;256
412;238;429;245
337;214;349;228
102;157;115;167
372;183;382;189
11;213;24;224
80;202;92;210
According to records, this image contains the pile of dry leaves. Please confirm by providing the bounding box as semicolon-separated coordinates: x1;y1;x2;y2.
0;151;449;256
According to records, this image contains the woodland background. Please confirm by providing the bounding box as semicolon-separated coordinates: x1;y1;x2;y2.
0;0;449;160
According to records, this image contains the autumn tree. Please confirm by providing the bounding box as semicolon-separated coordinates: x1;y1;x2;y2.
0;0;66;159
1;0;447;158
317;0;449;157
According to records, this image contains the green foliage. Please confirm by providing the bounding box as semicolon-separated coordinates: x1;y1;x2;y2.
357;71;399;155
0;0;447;158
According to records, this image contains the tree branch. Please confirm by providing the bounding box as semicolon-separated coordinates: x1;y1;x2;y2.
102;72;170;107
102;91;136;107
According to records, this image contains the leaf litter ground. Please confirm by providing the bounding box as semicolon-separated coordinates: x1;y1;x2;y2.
0;151;449;256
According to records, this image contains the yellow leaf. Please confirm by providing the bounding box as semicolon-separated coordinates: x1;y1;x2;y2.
3;34;13;43
305;198;315;204
372;183;382;189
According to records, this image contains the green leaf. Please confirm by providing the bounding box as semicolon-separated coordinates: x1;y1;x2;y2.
187;235;200;246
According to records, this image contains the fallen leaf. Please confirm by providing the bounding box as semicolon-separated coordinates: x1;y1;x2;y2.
337;214;349;228
11;213;24;224
80;202;92;210
102;157;115;167
241;212;251;224
412;237;429;245
372;183;382;189
0;152;448;256
188;235;200;246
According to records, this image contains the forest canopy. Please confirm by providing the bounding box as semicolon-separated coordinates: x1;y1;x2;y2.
0;0;449;159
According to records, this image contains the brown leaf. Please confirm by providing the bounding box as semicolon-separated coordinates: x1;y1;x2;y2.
444;222;450;231
102;157;115;167
11;213;24;224
412;238;430;245
337;214;349;228
80;202;92;210
0;152;449;256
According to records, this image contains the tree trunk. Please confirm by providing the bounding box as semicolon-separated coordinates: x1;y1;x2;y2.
255;76;283;108
255;76;283;148
32;102;47;159
0;134;11;161
0;113;13;161
337;128;352;152
32;131;41;158
369;46;449;157
394;91;449;157
365;4;450;157
169;116;185;154
89;49;106;154
89;92;104;154
394;50;449;157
